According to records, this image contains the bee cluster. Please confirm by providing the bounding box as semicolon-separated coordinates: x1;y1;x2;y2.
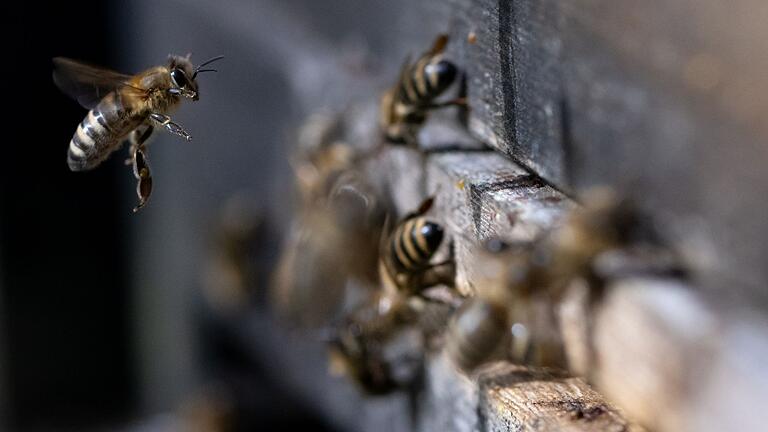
271;34;686;397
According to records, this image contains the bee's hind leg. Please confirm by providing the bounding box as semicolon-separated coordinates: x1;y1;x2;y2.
150;112;192;141
131;146;153;213
125;125;154;165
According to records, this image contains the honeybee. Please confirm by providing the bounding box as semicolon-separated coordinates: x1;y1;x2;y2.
327;291;421;394
328;197;458;394
328;286;457;394
445;240;543;373
446;189;682;374
53;54;223;212
379;34;463;146
272;115;385;328
379;196;455;298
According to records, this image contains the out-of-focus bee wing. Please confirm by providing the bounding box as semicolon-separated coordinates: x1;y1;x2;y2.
52;57;144;109
428;34;449;56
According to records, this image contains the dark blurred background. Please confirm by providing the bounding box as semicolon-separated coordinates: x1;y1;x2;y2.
3;0;438;430
4;1;134;429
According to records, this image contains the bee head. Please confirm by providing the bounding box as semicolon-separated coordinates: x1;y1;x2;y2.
167;54;224;101
168;55;198;100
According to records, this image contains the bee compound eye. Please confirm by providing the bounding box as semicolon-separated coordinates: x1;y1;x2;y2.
170;68;188;88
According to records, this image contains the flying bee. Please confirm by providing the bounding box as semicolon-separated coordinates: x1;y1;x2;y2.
379;196;455;298
272;171;385;328
379;34;464;146
53;54;223;212
272;118;385;328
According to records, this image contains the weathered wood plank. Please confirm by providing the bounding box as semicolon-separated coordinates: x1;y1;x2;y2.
478;363;640;432
423;150;570;296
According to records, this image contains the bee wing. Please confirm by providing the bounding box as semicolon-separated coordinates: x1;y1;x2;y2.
52;57;144;109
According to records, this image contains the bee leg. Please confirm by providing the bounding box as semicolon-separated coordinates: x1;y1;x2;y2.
125;125;154;166
131;146;153;213
150;113;192;141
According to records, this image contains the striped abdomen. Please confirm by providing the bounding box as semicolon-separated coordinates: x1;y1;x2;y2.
387;217;444;276
397;55;457;109
68;92;143;171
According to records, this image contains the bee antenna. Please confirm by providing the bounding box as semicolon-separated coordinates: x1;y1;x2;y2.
193;55;224;79
193;68;218;79
196;55;225;69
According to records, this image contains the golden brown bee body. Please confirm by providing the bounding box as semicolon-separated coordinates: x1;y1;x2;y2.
379;34;462;145
379;197;455;297
53;54;223;211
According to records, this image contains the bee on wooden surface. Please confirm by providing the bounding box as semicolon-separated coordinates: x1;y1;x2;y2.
53;54;223;212
379;196;455;298
327;291;422;394
445;240;540;373
379;34;464;146
327;288;456;395
327;195;460;393
446;189;682;374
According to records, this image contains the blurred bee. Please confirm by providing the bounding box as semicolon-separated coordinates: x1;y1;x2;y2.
379;34;463;146
446;189;682;374
327;291;421;394
379;196;455;298
272;171;384;328
272;114;385;328
445;240;540;373
290;113;353;205
202;195;262;315
53;54;223;212
328;287;456;394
